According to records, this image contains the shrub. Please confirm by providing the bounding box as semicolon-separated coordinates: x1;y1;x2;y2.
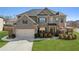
12;34;16;38
68;34;73;40
34;33;39;38
48;33;52;38
55;31;59;36
55;33;59;36
44;33;48;38
64;34;68;40
9;34;16;38
59;34;64;39
67;34;77;40
39;33;43;38
72;34;77;39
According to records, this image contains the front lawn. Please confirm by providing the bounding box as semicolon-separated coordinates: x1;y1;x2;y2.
0;31;8;39
32;32;79;51
0;40;8;48
0;31;8;48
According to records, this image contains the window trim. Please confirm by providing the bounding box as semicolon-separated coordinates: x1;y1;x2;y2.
22;20;28;24
61;18;64;23
39;17;46;23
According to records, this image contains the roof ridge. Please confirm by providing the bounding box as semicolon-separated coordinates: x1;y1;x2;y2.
17;8;65;16
37;8;56;15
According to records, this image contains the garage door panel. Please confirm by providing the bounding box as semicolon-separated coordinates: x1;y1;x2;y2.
15;29;35;39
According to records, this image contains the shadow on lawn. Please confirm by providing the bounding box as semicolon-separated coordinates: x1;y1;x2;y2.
34;40;43;42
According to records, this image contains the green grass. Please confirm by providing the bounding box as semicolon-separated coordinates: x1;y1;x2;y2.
0;40;8;48
0;31;8;48
0;31;8;39
32;32;79;51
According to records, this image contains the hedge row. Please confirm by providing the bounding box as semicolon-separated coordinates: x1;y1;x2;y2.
34;32;53;38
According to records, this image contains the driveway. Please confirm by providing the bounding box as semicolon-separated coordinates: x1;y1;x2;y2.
0;40;33;51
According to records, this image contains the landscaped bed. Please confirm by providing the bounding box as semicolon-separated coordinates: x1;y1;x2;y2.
32;32;79;51
0;31;8;48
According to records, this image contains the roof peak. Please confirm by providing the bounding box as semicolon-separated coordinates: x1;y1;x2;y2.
18;8;65;16
43;7;48;9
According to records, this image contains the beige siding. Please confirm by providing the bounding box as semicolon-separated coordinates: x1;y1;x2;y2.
16;15;36;29
29;16;38;23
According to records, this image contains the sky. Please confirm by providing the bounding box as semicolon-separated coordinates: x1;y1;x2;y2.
0;7;79;21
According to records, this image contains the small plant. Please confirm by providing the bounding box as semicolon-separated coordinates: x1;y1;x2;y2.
72;34;77;39
48;33;52;38
34;33;39;38
64;34;68;40
12;34;16;38
39;33;43;38
44;33;48;38
55;30;59;37
9;34;16;38
59;34;64;39
68;34;73;40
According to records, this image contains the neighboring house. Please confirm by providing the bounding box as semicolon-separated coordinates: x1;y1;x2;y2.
66;21;73;27
67;20;79;28
74;20;79;28
4;18;17;26
3;18;17;34
0;18;4;31
14;8;66;39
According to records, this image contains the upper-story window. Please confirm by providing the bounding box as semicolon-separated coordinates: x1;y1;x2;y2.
22;20;28;24
50;17;53;22
49;17;56;23
39;17;46;23
61;18;64;23
17;16;21;18
55;18;59;23
56;18;58;21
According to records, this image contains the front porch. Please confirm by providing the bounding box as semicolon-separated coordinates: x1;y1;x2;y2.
34;23;59;38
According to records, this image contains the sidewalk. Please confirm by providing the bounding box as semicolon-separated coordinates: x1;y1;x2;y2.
0;40;33;51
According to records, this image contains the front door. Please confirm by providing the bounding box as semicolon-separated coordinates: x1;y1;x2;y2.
49;26;57;34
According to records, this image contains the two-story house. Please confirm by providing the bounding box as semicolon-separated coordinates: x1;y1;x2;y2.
14;8;66;39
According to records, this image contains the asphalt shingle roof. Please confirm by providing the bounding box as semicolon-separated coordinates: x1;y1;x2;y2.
18;8;65;16
26;9;42;16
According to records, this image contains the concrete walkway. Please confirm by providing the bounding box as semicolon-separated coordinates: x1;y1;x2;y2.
75;28;79;32
0;40;33;51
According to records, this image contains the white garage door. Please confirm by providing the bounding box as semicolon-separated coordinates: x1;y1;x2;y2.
15;29;35;39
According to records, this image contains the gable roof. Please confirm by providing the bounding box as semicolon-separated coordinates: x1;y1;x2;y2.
26;9;42;16
17;8;65;16
16;14;37;25
17;9;42;16
38;8;53;15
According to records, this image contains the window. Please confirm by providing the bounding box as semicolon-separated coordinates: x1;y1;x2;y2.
39;17;46;23
50;17;53;22
55;18;59;23
56;18;58;21
61;18;64;23
49;17;54;23
18;16;21;18
22;20;28;24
